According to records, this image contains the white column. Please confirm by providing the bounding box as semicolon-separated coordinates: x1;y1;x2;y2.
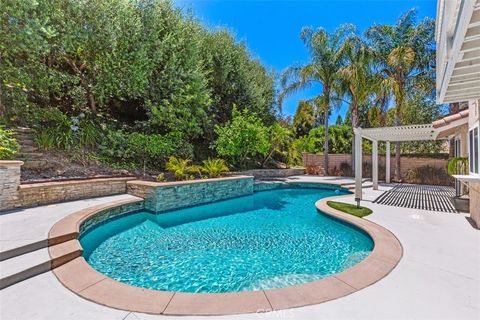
354;132;363;201
372;140;378;190
385;141;391;184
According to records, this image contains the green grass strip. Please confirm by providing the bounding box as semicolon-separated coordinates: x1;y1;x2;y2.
327;201;373;218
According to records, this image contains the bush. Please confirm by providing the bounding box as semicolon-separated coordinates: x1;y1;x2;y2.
262;123;293;167
35;131;55;151
30;110;103;150
0;127;20;160
215;108;270;168
201;158;229;178
156;173;166;182
99;131;193;170
166;156;197;180
404;166;453;186
447;157;468;176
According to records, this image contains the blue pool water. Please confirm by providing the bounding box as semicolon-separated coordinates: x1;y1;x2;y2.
80;187;373;293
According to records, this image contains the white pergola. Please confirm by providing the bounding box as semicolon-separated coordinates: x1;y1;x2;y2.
353;124;440;201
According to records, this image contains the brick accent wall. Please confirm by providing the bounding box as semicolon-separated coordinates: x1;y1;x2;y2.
127;176;254;212
302;153;450;183
0;161;23;211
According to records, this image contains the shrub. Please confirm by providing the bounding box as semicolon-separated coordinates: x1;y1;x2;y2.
262;123;293;167
156;173;166;182
333;162;353;176
166;156;197;180
404;166;453;186
0;127;20;160
31;110;103;150
447;157;468;176
215;108;270;168
201;159;229;178
99;130;193;170
35;131;55;151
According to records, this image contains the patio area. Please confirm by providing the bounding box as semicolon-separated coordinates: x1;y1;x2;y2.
373;184;458;213
1;175;479;320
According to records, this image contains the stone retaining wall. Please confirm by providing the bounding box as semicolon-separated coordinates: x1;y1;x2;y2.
127;176;254;212
18;177;132;208
0;161;23;211
0;160;134;211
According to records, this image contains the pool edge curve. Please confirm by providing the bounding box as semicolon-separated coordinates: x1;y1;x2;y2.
48;191;403;316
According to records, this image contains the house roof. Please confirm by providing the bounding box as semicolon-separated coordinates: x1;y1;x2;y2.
436;0;480;103
432;109;469;128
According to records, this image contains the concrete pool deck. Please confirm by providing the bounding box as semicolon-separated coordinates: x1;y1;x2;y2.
1;176;479;319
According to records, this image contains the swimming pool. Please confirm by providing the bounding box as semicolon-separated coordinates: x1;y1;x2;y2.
80;187;373;293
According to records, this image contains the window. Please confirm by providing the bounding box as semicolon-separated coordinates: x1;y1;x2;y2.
469;124;479;175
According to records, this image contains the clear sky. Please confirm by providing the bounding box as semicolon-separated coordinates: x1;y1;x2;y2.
173;0;437;124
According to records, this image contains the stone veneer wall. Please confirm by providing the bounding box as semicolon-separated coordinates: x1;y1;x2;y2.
0;161;23;211
0;160;134;211
127;176;254;212
18;177;132;208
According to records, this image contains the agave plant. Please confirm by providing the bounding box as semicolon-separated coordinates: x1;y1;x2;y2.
201;158;229;178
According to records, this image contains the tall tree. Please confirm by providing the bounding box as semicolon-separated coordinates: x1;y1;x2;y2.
293;100;315;137
366;9;435;180
338;33;375;167
279;25;351;174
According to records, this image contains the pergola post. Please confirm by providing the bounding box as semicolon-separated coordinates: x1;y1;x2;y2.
354;131;363;201
372;140;378;190
385;141;391;184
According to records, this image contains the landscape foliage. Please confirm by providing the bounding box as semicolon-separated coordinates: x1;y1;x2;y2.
0;127;20;160
0;1;446;178
1;0;275;170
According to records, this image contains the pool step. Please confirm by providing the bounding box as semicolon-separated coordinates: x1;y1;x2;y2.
0;239;48;262
0;231;77;262
0;240;82;289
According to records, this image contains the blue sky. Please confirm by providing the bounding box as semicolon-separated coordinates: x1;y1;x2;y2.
174;0;437;124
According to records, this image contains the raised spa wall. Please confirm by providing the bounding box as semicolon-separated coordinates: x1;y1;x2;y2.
127;175;254;212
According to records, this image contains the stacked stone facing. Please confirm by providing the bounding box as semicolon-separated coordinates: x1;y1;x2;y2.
127;176;254;212
0;161;23;211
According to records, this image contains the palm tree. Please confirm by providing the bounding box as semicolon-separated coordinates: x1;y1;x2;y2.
279;25;352;175
366;9;435;180
338;33;375;167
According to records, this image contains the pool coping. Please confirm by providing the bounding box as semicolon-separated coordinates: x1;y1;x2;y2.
48;193;403;316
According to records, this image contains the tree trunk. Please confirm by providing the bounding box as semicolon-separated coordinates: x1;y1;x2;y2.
350;100;358;174
65;58;96;111
324;107;329;176
261;149;275;168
